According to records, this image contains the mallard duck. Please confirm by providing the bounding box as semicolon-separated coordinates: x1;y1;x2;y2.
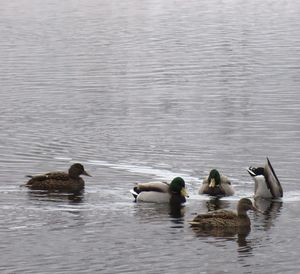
130;177;188;204
199;169;234;196
247;157;283;198
25;163;91;193
189;198;258;228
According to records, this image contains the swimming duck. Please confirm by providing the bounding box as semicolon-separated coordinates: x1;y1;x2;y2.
199;169;234;196
247;157;283;198
189;198;258;228
25;163;91;193
130;177;188;204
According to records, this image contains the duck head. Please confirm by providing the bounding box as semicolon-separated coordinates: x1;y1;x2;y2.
169;177;189;198
69;163;91;179
237;198;261;216
208;169;221;188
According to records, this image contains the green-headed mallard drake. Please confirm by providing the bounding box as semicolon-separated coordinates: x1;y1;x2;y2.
199;169;234;196
25;163;91;193
247;157;283;198
130;177;189;204
189;198;259;228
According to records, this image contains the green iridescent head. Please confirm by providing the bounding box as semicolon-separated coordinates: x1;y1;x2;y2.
169;177;188;197
208;169;221;187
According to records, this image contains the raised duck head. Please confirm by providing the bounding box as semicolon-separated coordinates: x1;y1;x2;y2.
237;198;258;216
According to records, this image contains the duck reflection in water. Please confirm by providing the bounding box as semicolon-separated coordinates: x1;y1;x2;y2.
205;197;230;212
253;197;283;231
190;198;262;248
169;197;186;219
132;202;186;228
27;190;83;204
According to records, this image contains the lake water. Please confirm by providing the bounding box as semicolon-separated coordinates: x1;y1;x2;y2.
0;0;300;273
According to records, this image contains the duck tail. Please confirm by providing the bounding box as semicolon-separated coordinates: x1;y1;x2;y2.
130;188;139;201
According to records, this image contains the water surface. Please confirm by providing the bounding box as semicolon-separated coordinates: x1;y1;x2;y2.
0;0;300;273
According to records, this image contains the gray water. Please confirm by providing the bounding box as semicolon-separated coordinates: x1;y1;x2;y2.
0;0;300;273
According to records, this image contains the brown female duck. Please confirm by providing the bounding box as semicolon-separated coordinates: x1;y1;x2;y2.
189;198;259;228
25;163;91;193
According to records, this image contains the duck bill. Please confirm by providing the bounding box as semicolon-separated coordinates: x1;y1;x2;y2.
83;170;92;177
181;187;189;198
247;168;256;177
209;178;216;188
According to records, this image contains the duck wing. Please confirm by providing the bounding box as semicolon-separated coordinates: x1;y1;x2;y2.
44;172;69;180
221;176;232;185
193;210;236;219
189;210;237;228
198;177;209;194
135;181;169;193
264;158;283;198
220;176;235;195
130;181;170;202
26;172;69;184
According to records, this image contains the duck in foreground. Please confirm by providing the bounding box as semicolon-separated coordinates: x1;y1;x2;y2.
199;169;234;197
25;163;91;193
189;198;259;229
247;157;283;198
130;177;188;205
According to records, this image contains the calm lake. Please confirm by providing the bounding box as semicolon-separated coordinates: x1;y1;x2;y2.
0;0;300;273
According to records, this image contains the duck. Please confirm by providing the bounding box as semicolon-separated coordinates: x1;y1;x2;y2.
247;157;283;198
199;169;234;196
130;177;188;204
25;163;91;193
189;198;259;228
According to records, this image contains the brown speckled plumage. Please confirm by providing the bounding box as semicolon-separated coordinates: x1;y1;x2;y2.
189;198;256;228
26;163;91;193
